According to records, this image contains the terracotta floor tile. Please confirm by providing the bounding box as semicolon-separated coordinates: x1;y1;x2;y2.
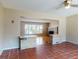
0;42;78;59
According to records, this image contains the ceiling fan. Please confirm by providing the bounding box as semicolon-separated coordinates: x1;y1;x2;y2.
56;0;78;9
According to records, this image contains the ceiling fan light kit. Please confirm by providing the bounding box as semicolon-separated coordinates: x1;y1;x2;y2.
67;0;71;4
65;4;71;9
64;0;71;9
56;0;78;9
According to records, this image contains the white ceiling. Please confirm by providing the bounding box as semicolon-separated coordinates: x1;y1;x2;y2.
0;0;78;17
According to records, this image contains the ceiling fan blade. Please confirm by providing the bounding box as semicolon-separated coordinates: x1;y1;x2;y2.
55;2;64;9
71;4;78;7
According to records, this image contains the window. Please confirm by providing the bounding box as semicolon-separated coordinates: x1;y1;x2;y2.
24;24;43;35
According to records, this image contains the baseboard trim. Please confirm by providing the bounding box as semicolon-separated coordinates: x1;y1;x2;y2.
1;47;18;51
66;41;78;45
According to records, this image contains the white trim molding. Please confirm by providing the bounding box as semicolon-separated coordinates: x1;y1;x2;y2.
0;50;3;55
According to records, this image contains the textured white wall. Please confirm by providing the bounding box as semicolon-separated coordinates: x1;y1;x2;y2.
0;5;4;55
66;14;78;44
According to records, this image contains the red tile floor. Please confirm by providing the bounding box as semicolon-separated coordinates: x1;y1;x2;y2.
0;42;78;59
